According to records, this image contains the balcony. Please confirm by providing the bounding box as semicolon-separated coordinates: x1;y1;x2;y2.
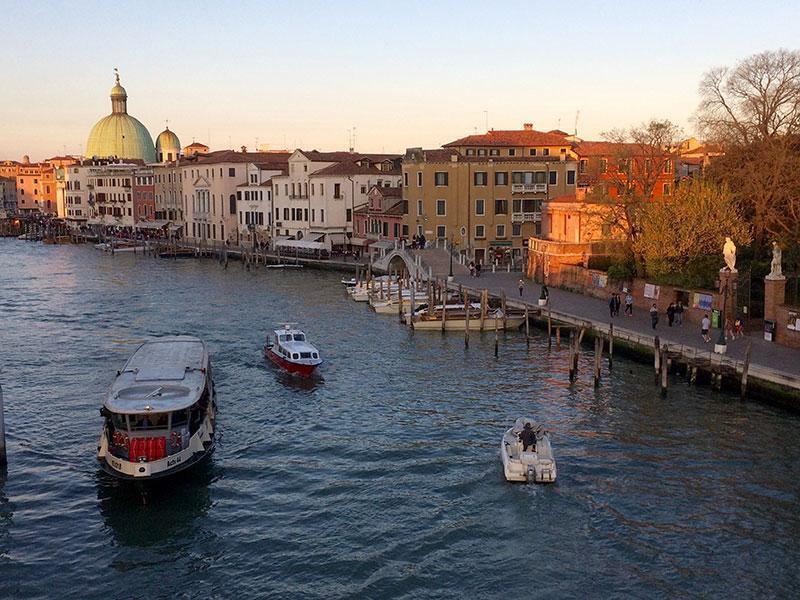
511;212;541;223
511;183;547;194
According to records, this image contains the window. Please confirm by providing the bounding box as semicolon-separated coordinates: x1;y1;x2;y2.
496;224;506;238
404;172;409;186
475;224;485;238
334;183;341;198
663;160;673;174
543;148;550;156
466;149;475;156
416;172;423;187
494;199;508;214
600;158;608;173
475;199;485;215
228;168;235;177
477;149;487;156
434;172;448;186
473;171;487;186
284;207;289;220
508;148;516;156
513;199;522;213
360;185;366;194
436;199;446;216
663;183;672;196
436;225;446;238
567;170;576;185
346;208;352;222
320;183;324;195
579;159;587;174
549;171;557;185
529;149;537;156
495;172;508;185
512;223;522;237
417;199;423;216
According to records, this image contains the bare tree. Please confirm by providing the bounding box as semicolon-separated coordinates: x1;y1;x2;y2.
583;119;682;274
697;49;800;145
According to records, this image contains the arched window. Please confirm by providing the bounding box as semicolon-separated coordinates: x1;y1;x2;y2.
229;194;236;215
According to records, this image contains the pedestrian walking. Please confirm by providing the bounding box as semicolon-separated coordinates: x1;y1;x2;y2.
614;293;621;317
650;303;659;329
469;260;475;277
624;292;633;316
701;314;711;343
725;316;735;341
675;301;684;326
541;283;549;302
475;262;481;277
667;302;676;327
609;294;616;318
735;317;744;339
518;279;525;298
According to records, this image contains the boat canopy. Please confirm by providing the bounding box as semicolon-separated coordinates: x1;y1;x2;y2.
103;336;209;414
274;239;326;251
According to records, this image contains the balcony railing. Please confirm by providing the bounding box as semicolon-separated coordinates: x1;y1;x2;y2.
511;212;541;223
511;183;547;194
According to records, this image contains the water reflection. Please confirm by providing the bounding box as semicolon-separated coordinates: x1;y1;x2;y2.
95;460;216;548
0;468;12;561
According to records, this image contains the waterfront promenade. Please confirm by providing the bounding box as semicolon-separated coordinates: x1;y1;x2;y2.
453;271;800;381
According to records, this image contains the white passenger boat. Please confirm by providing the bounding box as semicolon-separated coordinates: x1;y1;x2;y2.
370;291;430;314
500;418;556;483
264;324;322;377
94;241;147;253
96;336;217;481
409;304;525;331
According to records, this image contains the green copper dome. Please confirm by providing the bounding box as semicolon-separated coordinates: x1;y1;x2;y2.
86;72;156;163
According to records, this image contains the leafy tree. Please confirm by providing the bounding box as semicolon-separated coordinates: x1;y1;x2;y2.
633;179;752;284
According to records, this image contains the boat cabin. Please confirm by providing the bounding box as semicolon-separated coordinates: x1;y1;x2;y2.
270;328;320;363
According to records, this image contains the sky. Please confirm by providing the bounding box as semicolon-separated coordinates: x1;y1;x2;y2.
2;0;798;161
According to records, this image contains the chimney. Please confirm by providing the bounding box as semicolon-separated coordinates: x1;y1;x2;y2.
523;123;533;131
241;146;247;153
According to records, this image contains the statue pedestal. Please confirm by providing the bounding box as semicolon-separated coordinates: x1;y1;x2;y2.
764;276;786;323
718;269;738;319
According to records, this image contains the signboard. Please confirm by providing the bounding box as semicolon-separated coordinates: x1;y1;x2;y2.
490;240;513;247
643;283;660;299
591;272;608;289
460;226;467;236
692;293;713;311
788;311;800;331
764;319;776;342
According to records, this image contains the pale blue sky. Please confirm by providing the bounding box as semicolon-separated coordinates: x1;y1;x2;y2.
2;1;797;160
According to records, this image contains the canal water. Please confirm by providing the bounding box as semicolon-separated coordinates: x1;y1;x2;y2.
1;239;799;598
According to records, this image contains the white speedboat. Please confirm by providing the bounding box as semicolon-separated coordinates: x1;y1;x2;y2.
96;336;217;480
500;418;556;483
264;324;322;377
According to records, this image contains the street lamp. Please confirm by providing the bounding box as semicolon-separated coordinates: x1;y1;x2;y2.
448;234;455;281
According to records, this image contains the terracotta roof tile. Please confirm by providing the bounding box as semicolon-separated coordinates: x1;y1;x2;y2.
444;129;571;148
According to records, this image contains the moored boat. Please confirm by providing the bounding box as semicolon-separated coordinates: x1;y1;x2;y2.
96;336;217;481
409;303;525;331
500;418;556;483
264;324;322;377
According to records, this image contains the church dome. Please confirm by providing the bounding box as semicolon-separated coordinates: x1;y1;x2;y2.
155;127;181;162
85;72;155;163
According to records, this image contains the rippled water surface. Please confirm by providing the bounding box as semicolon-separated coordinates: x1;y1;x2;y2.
1;239;799;598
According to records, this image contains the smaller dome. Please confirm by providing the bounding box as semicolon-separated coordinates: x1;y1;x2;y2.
110;83;127;97
156;127;181;162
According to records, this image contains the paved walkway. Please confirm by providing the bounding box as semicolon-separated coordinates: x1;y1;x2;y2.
453;272;800;378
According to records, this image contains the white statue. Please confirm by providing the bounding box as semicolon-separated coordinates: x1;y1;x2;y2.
767;241;784;280
722;236;737;272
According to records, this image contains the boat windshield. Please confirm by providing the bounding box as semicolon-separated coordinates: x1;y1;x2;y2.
293;334;305;341
129;412;169;430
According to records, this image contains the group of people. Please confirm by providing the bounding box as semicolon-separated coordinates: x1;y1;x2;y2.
468;260;482;277
609;292;634;317
649;301;685;329
410;233;427;249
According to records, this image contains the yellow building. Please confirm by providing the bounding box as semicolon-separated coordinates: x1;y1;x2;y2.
402;125;579;265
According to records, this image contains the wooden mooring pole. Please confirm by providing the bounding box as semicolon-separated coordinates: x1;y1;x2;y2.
660;345;669;396
441;281;447;333
464;288;470;347
547;307;552;349
524;304;530;349
608;323;614;370
494;312;499;358
593;336;602;388
740;341;752;400
568;330;576;382
654;336;661;384
0;382;6;468
397;278;404;323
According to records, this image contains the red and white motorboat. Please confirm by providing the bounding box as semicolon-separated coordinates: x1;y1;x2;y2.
264;324;322;377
